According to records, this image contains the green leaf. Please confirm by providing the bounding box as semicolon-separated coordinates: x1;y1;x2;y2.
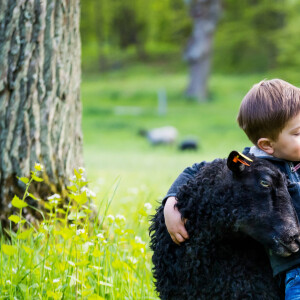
72;191;88;206
67;211;86;220
31;174;43;182
74;169;82;180
67;185;77;193
17;177;29;185
2;244;17;256
8;215;21;224
17;229;33;240
11;195;28;209
22;245;33;254
27;193;40;201
18;283;28;293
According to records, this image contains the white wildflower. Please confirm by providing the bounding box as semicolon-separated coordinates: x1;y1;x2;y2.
116;214;126;223
81;186;96;197
44;266;52;271
6;280;11;285
128;256;138;265
97;233;104;239
107;215;115;223
48;194;60;201
53;278;60;283
78;167;85;174
34;163;44;171
144;203;152;210
81;242;94;253
76;228;85;235
135;236;145;244
89;190;96;197
68;261;75;267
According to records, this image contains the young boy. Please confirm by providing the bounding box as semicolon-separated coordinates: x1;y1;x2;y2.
163;79;300;300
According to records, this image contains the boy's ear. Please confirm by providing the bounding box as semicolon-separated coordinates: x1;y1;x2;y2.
227;151;253;174
257;138;274;155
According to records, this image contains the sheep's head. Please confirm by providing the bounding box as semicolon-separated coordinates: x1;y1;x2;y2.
228;151;300;257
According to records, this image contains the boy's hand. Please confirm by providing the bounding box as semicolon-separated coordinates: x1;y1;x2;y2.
164;196;189;245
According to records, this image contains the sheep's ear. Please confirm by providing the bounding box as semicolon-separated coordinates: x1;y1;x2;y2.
227;151;253;173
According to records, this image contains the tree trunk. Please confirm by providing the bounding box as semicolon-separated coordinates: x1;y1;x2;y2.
0;0;83;227
184;0;221;101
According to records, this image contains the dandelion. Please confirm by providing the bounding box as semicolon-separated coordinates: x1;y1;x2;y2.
144;203;152;210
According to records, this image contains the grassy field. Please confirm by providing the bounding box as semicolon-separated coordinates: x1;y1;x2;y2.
1;63;271;299
81;64;262;215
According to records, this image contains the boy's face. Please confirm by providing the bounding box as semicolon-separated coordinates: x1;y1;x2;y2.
269;112;300;161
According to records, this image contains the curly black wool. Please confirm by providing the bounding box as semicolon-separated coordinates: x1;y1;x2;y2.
150;154;300;300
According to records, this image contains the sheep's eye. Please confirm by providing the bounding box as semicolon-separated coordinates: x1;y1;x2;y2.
260;180;270;188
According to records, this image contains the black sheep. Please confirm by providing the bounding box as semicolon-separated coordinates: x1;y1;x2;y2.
149;151;300;300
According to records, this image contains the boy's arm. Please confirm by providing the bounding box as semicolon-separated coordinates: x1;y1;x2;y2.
163;162;206;245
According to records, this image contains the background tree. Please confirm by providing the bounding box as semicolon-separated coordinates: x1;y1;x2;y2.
183;0;221;101
0;0;83;226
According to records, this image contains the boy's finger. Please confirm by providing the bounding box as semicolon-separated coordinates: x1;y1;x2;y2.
175;233;185;243
179;228;189;240
170;235;180;245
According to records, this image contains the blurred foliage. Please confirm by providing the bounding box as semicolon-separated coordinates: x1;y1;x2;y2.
80;0;191;71
80;0;300;76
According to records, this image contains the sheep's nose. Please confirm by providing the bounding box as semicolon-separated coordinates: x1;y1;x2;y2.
276;237;299;254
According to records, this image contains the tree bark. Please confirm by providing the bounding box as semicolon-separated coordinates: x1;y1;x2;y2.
184;0;221;101
0;0;83;227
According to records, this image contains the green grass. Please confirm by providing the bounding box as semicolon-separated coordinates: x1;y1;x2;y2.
81;64;265;215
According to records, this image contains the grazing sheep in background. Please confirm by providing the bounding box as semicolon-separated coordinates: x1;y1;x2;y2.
178;139;198;151
139;126;178;145
150;151;300;300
